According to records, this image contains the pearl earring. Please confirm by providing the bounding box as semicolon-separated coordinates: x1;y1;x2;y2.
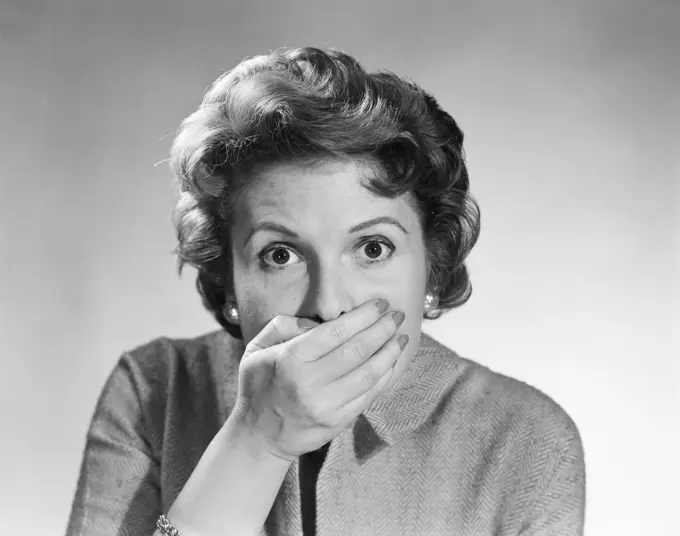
224;302;240;325
424;293;437;311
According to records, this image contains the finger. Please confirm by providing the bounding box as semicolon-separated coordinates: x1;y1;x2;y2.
246;315;321;354
291;298;390;363
309;310;404;384
329;333;408;410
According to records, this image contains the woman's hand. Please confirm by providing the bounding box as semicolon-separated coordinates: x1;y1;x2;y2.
233;299;408;461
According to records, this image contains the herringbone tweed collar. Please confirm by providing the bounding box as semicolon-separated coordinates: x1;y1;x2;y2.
356;331;462;460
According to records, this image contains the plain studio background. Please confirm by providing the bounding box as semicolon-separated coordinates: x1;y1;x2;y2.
1;0;677;534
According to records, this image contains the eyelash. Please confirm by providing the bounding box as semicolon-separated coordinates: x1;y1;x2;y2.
258;236;396;270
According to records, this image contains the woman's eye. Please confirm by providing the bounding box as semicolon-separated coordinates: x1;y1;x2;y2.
357;238;395;264
260;245;302;269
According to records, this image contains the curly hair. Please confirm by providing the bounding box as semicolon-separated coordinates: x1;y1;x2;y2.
170;47;480;339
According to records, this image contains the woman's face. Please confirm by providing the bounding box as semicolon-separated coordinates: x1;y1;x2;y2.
229;158;430;389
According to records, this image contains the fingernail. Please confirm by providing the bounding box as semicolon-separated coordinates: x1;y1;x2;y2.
392;311;405;327
375;299;389;314
297;318;319;330
398;334;409;349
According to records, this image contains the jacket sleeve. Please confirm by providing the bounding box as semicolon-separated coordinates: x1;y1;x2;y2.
520;419;587;536
65;353;161;536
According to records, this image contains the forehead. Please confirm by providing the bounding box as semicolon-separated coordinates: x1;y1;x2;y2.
235;158;417;228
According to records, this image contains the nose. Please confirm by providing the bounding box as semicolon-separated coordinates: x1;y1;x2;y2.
303;261;352;323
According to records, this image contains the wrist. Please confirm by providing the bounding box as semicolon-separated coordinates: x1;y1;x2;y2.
226;402;296;465
165;404;293;536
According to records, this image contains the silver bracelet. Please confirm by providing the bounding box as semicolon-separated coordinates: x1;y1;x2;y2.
156;514;180;536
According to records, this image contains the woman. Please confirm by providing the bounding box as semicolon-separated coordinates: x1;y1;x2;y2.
66;47;585;536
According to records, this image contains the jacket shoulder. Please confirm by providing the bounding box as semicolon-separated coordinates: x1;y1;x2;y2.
422;333;581;447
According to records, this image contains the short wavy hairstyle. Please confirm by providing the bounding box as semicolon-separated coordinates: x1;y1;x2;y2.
170;47;480;340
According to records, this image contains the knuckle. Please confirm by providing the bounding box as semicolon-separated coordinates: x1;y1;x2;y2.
310;402;331;425
348;341;368;362
320;407;340;428
324;413;341;428
309;395;341;426
361;366;378;389
329;321;347;344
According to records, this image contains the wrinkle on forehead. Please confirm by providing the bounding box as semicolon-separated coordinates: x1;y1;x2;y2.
230;157;424;250
237;159;376;213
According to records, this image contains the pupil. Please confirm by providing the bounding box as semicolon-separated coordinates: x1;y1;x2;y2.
365;242;382;259
273;248;290;264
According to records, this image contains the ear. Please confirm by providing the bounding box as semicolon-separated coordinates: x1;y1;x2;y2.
424;259;438;300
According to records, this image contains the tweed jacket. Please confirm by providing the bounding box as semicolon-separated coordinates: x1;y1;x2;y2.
66;329;586;535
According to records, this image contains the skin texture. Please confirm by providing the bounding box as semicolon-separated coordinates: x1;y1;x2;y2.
227;158;431;393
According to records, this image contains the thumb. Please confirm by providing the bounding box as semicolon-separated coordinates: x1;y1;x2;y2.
245;315;321;354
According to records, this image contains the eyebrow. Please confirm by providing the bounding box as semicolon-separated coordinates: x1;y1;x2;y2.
348;216;408;235
244;216;408;246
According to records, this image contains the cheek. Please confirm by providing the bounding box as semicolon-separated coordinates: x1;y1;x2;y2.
230;254;282;343
238;298;269;345
388;253;428;333
236;283;305;345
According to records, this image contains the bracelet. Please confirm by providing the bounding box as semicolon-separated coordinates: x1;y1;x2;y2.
156;514;180;536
